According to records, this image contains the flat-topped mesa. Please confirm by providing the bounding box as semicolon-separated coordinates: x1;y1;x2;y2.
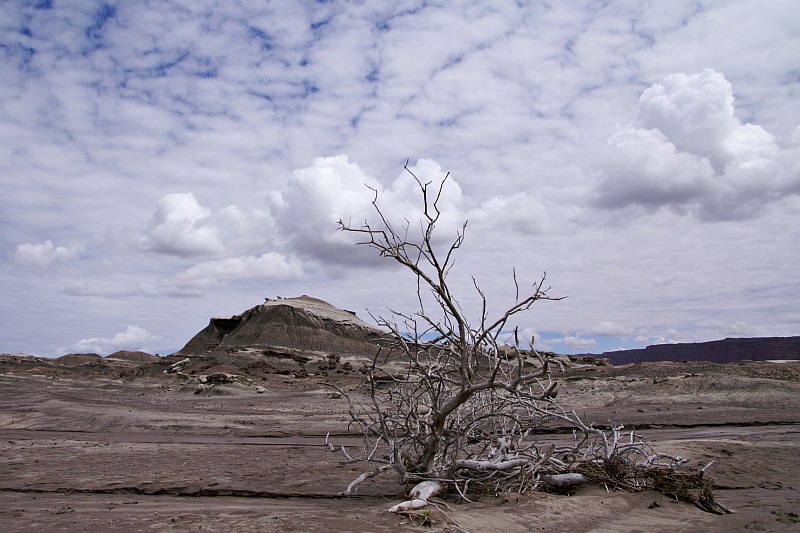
176;295;387;362
594;336;800;365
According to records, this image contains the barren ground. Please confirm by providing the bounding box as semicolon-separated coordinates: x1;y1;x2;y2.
1;356;799;532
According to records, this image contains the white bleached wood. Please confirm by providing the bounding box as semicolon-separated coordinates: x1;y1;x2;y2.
388;481;444;512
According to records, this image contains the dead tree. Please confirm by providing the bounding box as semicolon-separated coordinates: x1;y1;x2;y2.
326;162;730;514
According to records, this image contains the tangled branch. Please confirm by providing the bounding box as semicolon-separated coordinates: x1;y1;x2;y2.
327;163;729;514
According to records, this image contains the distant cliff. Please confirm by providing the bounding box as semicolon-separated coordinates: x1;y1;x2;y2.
591;336;800;365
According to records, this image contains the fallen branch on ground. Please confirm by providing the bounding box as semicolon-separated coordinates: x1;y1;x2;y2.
388;480;444;513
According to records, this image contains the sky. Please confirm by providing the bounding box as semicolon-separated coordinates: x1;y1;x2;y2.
1;0;799;357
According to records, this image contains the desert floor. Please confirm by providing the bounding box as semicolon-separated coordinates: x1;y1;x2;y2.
1;357;799;532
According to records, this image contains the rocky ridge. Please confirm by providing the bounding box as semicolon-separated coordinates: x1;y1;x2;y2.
163;295;394;384
588;336;800;365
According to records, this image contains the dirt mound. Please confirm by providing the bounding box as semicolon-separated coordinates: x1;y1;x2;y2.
199;364;242;375
0;353;57;375
106;350;160;364
57;353;102;366
177;296;387;363
0;353;51;365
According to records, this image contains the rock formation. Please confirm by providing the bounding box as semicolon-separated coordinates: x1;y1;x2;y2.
172;296;390;379
106;350;160;364
594;336;800;365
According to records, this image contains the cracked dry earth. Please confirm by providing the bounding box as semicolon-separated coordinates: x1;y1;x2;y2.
1;359;799;532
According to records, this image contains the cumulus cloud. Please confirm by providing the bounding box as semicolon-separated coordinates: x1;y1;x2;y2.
595;128;714;208
551;335;597;349
516;329;552;352
268;155;382;265
270;155;548;266
139;193;225;257
13;240;84;270
171;252;303;288
1;2;798;357
652;336;679;345
636;70;740;170
534;336;553;353
467;193;547;235
66;252;302;299
696;318;751;337
593;69;800;220
590;320;633;337
215;204;276;253
59;325;154;356
272;155;465;260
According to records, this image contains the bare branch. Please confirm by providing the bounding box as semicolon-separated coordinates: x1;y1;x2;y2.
327;164;728;513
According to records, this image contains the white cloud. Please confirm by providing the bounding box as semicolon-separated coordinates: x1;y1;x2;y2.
0;1;798;357
635;70;738;171
517;330;552;352
13;240;84;270
595;127;714;209
653;336;678;346
59;325;154;356
62;282;137;298
551;335;597;349
268;155;382;265
591;320;633;337
172;252;303;288
696;318;752;337
215;204;276;253
593;69;800;220
269;155;548;266
468;193;547;235
139;193;225;257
